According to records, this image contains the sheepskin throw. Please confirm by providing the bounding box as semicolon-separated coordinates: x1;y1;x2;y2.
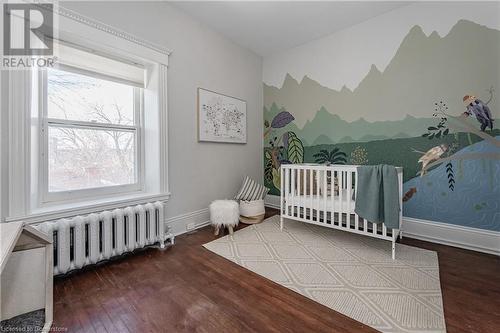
234;176;269;201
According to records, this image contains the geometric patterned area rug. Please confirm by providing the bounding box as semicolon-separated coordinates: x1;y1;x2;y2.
204;215;446;333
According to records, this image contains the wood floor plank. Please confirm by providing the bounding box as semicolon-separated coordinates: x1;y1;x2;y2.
51;209;500;332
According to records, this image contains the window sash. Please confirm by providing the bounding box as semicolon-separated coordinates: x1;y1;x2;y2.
38;69;145;205
46;118;138;132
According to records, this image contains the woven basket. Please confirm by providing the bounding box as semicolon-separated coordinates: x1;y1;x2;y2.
240;214;265;224
239;200;265;224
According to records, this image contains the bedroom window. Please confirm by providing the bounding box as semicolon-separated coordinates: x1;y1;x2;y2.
39;42;146;203
4;13;170;223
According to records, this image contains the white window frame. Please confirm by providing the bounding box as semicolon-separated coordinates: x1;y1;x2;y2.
38;67;145;205
2;4;171;224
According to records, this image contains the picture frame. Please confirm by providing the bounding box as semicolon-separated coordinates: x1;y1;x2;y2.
197;88;247;144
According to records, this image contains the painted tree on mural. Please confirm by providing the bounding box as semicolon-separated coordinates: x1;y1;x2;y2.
313;148;347;164
264;109;305;191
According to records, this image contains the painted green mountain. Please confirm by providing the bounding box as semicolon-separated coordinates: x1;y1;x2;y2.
264;103;436;145
264;20;500;130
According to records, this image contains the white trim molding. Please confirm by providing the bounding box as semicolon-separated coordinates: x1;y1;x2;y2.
265;194;499;256
264;194;280;210
6;193;171;225
56;5;171;56
402;217;500;256
165;208;211;236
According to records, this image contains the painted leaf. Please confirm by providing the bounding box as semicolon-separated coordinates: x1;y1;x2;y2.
265;150;272;160
265;158;273;182
271;111;295;128
287;132;304;164
272;168;281;190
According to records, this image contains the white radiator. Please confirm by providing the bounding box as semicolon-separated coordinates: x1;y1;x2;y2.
36;202;174;275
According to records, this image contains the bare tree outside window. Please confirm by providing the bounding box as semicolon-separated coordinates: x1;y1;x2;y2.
47;68;138;192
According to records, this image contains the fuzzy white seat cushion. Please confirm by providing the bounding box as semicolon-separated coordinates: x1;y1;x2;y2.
209;200;239;227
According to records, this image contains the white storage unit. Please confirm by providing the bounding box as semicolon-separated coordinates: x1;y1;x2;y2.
0;222;53;332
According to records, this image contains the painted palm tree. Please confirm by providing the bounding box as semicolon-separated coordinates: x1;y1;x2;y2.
313;148;347;164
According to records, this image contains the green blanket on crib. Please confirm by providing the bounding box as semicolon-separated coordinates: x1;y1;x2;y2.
354;165;400;230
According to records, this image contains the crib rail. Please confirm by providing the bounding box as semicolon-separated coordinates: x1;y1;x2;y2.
280;164;403;259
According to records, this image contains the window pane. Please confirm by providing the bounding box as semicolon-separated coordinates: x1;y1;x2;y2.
48;126;136;192
47;68;135;125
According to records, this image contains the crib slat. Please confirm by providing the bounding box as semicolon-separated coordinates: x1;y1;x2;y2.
354;171;359;231
339;171;343;225
331;170;335;224
288;167;291;217
323;168;327;223
383;223;387;237
280;166;284;216
315;170;320;222
364;218;368;233
291;168;295;217
301;169;306;219
294;169;302;216
347;171;352;228
304;170;314;221
285;168;289;216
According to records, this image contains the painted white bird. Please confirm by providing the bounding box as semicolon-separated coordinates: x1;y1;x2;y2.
418;144;448;176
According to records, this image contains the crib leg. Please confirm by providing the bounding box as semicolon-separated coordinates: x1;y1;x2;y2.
392;240;396;260
280;216;284;231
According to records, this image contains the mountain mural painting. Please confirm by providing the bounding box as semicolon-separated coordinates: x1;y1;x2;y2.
263;19;500;231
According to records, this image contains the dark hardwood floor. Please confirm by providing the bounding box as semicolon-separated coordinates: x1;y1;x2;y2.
53;208;500;333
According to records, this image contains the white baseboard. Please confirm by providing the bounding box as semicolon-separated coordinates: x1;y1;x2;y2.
265;195;499;256
402;217;499;256
264;195;280;209
165;208;211;236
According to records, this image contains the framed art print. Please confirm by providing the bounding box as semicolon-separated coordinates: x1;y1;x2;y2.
197;88;247;143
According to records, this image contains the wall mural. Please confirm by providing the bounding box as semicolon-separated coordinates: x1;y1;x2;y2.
264;19;500;231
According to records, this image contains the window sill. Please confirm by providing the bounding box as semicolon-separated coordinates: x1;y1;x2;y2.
5;192;171;225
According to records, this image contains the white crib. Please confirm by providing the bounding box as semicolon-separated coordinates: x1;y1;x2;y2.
280;164;403;259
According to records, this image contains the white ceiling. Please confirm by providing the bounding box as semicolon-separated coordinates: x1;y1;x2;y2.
171;1;411;56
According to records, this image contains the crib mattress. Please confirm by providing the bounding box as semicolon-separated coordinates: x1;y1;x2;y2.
284;191;355;213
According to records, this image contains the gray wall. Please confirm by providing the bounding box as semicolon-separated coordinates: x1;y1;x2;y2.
58;1;263;231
